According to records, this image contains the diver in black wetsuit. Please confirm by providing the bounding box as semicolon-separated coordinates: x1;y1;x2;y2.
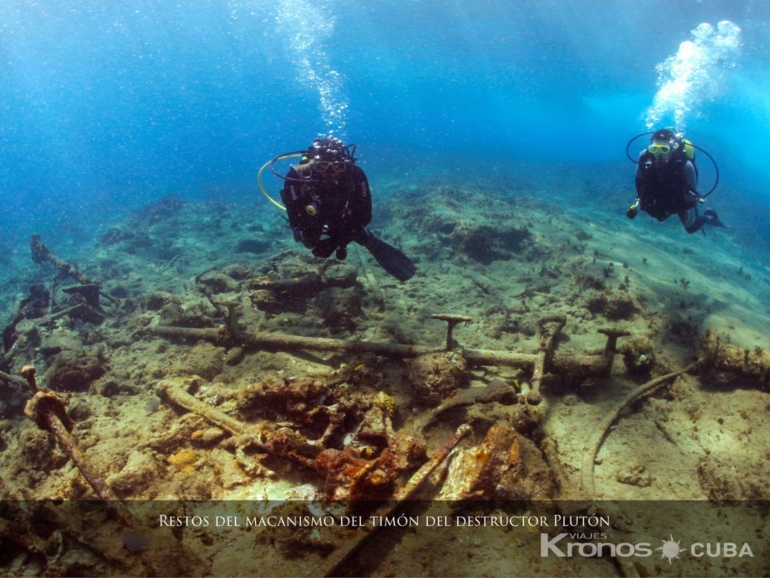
278;137;416;281
627;128;725;234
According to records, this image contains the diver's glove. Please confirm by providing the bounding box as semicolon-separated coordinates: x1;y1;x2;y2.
312;236;349;259
626;199;639;219
311;237;338;259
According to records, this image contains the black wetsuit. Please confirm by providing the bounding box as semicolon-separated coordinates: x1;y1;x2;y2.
635;150;708;234
280;164;372;258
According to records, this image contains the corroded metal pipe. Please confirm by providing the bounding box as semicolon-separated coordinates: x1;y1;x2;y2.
149;313;629;377
156;377;247;436
150;325;540;368
527;316;566;405
24;390;121;506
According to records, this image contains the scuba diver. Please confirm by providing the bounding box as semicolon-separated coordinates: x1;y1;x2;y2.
265;137;416;281
626;128;726;234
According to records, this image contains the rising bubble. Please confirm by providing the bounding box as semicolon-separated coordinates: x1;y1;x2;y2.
644;20;741;129
275;0;348;136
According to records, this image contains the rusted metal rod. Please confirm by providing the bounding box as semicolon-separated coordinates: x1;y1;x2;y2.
150;314;630;377
19;365;38;393
150;325;540;368
155;378;318;468
23;377;122;509
581;363;697;499
20;371;204;575
527;316;566;405
29;234;116;306
22;366;127;510
431;313;473;351
156;378;248;436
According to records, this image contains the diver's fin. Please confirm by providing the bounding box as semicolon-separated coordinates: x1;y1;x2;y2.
358;233;416;281
704;209;728;228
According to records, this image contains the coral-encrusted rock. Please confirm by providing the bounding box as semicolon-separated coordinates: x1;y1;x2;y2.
449;222;532;264
45;352;107;392
406;351;468;408
158;296;218;328
605;294;636;320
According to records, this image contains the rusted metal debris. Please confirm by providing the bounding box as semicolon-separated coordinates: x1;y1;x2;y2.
19;367;206;576
0;368;29;391
310;424;473;578
547;326;631;388
157;377;248;436
156;377;427;502
29;234;115;306
20;364;38;392
149;322;542;367
30;234;93;286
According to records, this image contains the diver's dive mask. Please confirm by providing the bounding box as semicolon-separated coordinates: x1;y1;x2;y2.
297;159;347;179
648;142;672;155
647;139;679;164
314;160;347;174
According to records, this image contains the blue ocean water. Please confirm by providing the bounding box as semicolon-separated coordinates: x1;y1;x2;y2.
1;0;769;252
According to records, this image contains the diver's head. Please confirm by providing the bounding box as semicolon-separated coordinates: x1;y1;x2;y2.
648;128;680;164
306;137;357;176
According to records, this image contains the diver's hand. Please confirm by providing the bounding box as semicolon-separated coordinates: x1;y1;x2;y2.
627;199;639;219
312;238;337;258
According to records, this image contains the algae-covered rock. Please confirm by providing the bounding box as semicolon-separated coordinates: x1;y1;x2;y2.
145;291;179;311
406;351;468;408
158;295;218;328
196;270;239;294
45;352;107;392
313;286;362;331
179;342;224;380
107;451;161;498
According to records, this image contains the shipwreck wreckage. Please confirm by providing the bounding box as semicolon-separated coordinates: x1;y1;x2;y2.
1;234;769;576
